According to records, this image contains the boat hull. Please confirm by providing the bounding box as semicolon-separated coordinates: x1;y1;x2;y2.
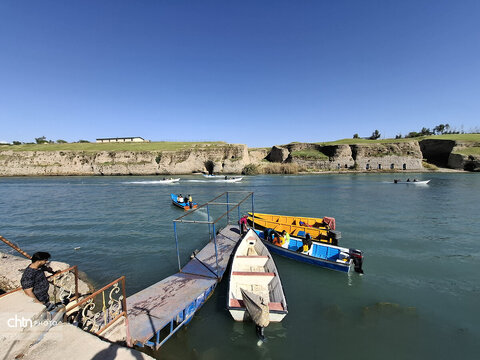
248;217;339;245
263;240;350;273
227;229;288;323
171;193;198;210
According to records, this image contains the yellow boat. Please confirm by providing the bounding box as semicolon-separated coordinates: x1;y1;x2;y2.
247;214;340;245
247;212;335;230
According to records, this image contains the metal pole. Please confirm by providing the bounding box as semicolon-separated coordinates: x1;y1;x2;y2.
212;223;219;277
74;266;79;301
226;192;230;224
0;235;31;259
251;193;255;230
237;204;241;227
173;222;181;271
207;204;211;240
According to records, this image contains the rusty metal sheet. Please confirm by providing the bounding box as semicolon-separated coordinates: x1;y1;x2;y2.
127;273;216;344
126;225;242;345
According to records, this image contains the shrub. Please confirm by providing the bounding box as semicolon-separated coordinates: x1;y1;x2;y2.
242;164;259;175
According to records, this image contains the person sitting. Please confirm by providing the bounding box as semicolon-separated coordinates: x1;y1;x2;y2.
281;230;290;246
296;233;312;253
406;178;410;182
177;194;184;203
272;233;282;246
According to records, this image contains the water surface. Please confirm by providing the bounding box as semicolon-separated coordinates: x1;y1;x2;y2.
0;173;478;359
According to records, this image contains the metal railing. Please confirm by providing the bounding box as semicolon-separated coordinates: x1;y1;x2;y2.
0;265;79;303
64;276;129;339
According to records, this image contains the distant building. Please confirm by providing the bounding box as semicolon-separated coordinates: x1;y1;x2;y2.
96;137;147;143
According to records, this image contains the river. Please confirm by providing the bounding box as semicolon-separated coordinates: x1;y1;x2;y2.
0;173;478;359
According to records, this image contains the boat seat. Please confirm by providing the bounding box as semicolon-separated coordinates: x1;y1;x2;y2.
326;248;340;261
311;244;328;259
231;272;275;286
231;271;274;277
229;298;285;311
288;239;302;251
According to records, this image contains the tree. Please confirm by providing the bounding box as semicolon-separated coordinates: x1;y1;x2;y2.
369;130;380;140
420;127;432;136
353;133;359;139
13;141;22;145
35;136;49;144
56;139;68;143
77;140;90;143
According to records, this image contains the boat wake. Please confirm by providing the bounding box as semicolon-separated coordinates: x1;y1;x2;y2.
123;181;179;185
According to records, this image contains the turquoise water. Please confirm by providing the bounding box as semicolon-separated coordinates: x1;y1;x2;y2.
1;173;479;359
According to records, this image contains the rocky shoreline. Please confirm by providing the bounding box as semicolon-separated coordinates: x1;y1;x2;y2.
0;139;478;176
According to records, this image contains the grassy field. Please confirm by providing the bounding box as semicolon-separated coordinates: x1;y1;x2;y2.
0;141;228;152
318;134;480;146
291;150;329;160
453;147;480;156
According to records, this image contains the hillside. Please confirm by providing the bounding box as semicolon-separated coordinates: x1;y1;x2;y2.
0;135;479;176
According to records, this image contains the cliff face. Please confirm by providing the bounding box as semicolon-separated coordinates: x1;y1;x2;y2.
420;139;480;171
0;145;251;176
269;141;424;171
1;139;477;176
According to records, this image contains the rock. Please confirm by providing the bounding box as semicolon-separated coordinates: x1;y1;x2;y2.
266;146;290;163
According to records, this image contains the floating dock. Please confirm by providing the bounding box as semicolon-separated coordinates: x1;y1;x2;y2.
126;192;254;349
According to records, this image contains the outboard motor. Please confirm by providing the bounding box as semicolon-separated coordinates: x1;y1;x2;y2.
329;230;341;246
349;248;364;274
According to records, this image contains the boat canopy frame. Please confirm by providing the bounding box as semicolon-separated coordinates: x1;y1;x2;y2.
173;191;255;277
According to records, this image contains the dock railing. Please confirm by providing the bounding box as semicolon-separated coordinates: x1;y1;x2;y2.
64;276;129;342
173;191;255;277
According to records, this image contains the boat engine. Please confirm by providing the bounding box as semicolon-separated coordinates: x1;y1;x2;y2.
349;249;364;274
328;230;341;246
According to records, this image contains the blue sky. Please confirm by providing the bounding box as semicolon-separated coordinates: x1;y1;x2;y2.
1;0;479;147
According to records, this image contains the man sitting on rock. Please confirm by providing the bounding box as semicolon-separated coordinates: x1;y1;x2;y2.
20;251;56;310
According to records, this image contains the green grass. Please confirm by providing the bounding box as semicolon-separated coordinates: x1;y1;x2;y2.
0;141;227;152
291;150;329;160
453;147;480;156
315;134;480;146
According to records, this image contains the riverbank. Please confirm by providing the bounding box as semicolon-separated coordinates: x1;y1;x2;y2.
1;136;478;176
0;251;153;360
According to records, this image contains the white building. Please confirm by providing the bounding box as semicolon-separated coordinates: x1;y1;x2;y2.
96;137;147;143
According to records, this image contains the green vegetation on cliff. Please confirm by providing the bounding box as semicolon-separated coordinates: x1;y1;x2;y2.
291;150;328;160
317;134;480;146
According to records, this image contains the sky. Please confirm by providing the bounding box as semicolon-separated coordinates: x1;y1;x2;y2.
1;0;479;147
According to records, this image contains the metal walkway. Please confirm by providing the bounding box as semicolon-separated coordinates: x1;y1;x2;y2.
126;192;254;349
